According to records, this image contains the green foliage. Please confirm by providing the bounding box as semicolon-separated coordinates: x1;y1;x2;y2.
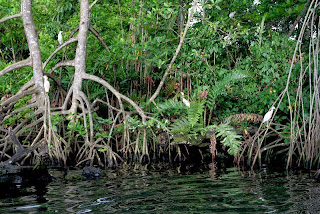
171;117;191;135
0;0;311;165
126;115;169;132
2;95;33;127
167;98;242;156
50;113;65;132
156;99;187;117
169;101;207;139
213;123;242;156
64;113;114;140
169;99;206;136
66;117;87;139
207;70;248;110
178;0;302;124
188;101;205;127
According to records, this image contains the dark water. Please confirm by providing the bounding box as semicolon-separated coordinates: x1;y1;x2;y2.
0;165;320;213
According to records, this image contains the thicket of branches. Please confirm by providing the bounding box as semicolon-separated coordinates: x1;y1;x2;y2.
244;0;320;169
0;0;200;167
1;0;319;170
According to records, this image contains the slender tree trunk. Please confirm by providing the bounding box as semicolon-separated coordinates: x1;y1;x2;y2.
70;0;90;113
21;0;45;98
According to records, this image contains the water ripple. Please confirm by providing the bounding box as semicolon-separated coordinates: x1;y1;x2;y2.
0;167;319;213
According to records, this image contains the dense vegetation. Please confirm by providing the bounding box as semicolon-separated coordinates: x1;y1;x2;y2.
0;0;319;170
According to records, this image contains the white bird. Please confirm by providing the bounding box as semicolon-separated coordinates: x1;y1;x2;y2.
229;11;236;18
262;106;275;123
253;0;261;6
43;75;50;93
58;31;63;45
180;92;190;107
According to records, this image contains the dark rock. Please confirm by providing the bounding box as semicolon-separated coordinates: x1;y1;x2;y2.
49;169;66;180
65;171;84;181
0;165;51;185
82;166;102;179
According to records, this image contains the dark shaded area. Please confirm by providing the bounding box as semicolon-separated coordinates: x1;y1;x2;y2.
0;166;51;199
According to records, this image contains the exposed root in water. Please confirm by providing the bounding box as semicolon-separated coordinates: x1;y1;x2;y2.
0;1;202;168
237;0;320;170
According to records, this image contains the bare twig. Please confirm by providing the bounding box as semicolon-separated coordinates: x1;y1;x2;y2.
148;2;197;104
0;58;32;78
89;25;110;52
0;13;21;23
89;0;99;9
43;37;78;70
49;60;75;73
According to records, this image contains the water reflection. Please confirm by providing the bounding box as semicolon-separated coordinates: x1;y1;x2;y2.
0;164;320;213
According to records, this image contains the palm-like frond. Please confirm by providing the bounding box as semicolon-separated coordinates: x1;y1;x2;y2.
213;123;242;156
171;117;191;134
157;99;187;116
188;100;205;127
207;70;247;109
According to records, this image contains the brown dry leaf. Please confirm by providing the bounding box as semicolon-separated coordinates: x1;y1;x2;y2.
230;113;263;124
199;89;209;100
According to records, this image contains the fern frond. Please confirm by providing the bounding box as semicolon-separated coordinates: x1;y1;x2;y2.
188;100;205;127
156;99;187;116
207;70;247;109
213;123;242;156
171;117;191;134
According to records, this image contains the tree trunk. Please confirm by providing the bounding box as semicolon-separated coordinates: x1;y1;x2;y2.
70;0;90;114
21;0;45;100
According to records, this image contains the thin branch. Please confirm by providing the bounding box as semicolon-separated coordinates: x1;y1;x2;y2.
89;25;110;52
42;37;78;70
77;96;90;144
287;0;311;37
69;26;80;38
148;2;197;104
89;0;99;9
79;91;94;142
16;79;34;95
49;60;75;73
62;85;73;110
1;113;41;143
82;73;147;119
15;116;44;137
2;102;37;121
0;57;32;78
92;98;128;114
1;87;38;107
0;13;22;24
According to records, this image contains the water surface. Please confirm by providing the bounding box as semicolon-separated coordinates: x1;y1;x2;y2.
0;165;319;213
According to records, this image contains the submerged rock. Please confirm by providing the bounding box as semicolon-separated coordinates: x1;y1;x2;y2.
82;166;102;179
64;167;104;181
65;171;84;181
